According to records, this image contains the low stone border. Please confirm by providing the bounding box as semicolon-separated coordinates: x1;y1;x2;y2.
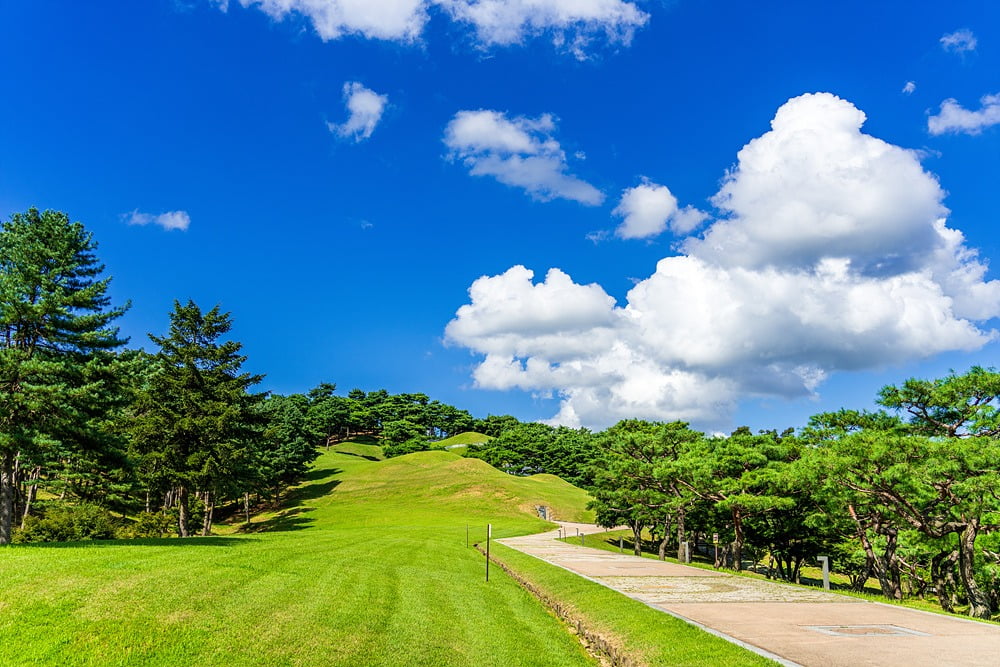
475;543;644;667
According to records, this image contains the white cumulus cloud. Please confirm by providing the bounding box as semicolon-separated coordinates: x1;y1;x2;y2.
928;94;1000;136
237;0;429;41
123;209;191;231
612;180;708;239
438;0;648;58
229;0;647;56
446;92;1000;430
940;28;977;53
902;81;916;94
329;81;388;142
443;110;604;205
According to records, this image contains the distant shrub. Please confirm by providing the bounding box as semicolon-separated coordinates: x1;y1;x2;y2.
117;511;174;539
14;503;119;543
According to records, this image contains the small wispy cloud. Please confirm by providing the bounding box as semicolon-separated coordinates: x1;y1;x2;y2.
902;81;916;95
940;29;977;54
585;229;610;244
329;82;388;142
123;209;190;231
928;94;1000;135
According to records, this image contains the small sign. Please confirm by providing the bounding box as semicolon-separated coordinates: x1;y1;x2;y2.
712;533;719;544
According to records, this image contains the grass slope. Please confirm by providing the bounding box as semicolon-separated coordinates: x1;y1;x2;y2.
433;432;491;448
0;444;771;665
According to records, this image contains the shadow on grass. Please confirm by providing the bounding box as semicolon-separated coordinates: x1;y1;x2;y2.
339;435;381;446
11;536;255;548
302;466;336;481
243;507;315;533
289;477;342;503
240;477;343;534
333;450;382;462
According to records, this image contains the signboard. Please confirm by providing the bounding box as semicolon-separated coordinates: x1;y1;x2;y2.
712;532;719;544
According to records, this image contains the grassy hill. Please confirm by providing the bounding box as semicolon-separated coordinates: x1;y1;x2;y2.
0;442;769;666
337;450;591;525
433;431;492;448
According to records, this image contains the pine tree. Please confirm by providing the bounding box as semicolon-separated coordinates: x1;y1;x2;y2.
131;301;262;537
0;208;128;545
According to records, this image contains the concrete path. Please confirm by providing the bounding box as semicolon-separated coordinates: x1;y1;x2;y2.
498;523;1000;667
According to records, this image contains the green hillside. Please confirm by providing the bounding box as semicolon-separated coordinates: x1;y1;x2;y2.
433;431;492;448
337;449;591;525
0;443;766;666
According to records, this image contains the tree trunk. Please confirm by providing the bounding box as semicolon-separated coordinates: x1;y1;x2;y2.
732;508;744;571
20;466;40;528
658;515;670;561
860;526;904;601
244;492;251;525
930;549;959;612
163;487;174;511
958;520;992;618
675;508;686;561
849;506;902;601
630;521;643;556
202;491;214;536
850;557;873;592
0;451;16;545
177;485;190;538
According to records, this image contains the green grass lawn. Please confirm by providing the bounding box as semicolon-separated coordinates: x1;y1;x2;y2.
0;445;773;665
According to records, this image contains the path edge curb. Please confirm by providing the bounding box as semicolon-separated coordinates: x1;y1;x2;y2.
476;542;644;667
495;535;801;667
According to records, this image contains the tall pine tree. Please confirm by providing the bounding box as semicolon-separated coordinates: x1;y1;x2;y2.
131;301;262;537
0;208;127;545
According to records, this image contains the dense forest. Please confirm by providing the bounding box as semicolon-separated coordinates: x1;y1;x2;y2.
3;208;1000;620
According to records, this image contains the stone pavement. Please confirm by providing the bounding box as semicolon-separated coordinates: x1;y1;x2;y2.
498;523;1000;667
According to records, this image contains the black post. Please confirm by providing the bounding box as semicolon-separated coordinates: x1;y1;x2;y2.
486;524;491;582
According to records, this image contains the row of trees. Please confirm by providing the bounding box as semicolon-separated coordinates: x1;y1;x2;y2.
305;385;477;449
587;367;1000;619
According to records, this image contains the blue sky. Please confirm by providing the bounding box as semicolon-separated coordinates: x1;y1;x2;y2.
1;0;998;431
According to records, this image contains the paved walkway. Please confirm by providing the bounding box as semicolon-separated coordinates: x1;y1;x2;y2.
499;523;1000;667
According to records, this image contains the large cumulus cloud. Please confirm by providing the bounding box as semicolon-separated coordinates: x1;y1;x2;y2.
445;93;1000;429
